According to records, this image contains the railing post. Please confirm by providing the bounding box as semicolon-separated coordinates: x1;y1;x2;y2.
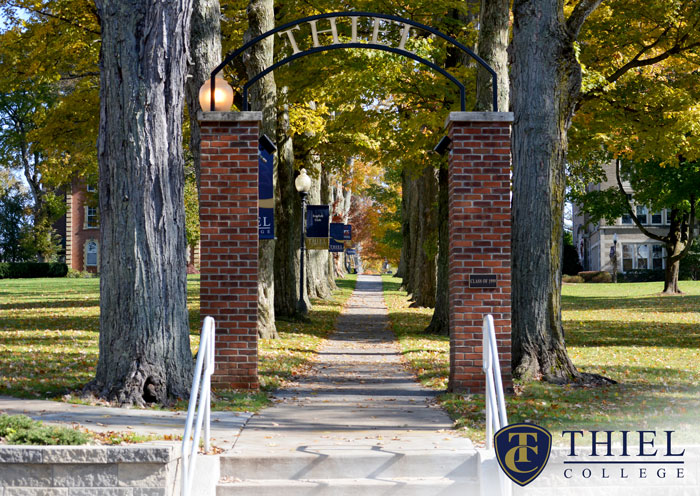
181;316;216;496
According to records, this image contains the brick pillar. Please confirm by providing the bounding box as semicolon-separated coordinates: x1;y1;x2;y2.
198;111;261;390
447;112;513;394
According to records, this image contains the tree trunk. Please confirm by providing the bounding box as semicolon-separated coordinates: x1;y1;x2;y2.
330;173;350;277
408;167;437;308
396;170;409;280
322;167;338;290
511;0;586;382
243;0;277;339
662;210;687;295
304;153;333;299
274;87;307;317
664;253;681;294
184;0;221;188
475;0;510;112
90;0;194;405
425;165;449;334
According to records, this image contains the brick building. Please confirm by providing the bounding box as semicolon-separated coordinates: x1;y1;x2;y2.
58;180;100;273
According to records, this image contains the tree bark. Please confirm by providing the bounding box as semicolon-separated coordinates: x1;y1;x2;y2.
662;208;695;295
90;0;194;405
408;167;438;308
243;0;277;339
322;167;338;290
184;0;221;188
425;165;449;334
274;87;307;317
475;0;510;112
396;170;409;280
510;0;594;382
304;154;333;299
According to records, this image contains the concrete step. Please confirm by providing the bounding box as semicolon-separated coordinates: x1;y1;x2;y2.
216;477;478;496
219;449;479;481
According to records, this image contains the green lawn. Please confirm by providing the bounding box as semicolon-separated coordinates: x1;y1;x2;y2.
382;275;700;444
0;274;356;411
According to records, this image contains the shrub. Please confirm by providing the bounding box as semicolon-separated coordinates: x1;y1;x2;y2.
618;269;665;283
0;414;91;446
578;271;612;283
0;262;68;279
679;244;700;280
562;233;583;275
562;275;584;283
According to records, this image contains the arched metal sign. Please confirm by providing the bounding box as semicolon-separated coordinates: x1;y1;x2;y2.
209;12;498;113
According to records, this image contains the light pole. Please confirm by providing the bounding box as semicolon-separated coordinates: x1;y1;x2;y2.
295;169;312;316
610;233;619;283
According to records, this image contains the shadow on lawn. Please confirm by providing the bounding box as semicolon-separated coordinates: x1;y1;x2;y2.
585;364;700;390
0;298;100;311
563;294;700;313
566;320;700;348
0;316;99;333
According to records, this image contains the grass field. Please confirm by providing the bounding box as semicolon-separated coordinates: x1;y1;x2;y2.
382;275;700;444
0;274;356;411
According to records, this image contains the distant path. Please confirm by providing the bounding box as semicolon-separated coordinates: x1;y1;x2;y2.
232;274;470;453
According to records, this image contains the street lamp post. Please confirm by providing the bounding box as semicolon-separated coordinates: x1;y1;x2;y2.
610;233;619;283
295;169;312;316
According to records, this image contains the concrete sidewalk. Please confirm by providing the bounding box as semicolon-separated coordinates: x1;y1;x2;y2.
230;273;471;455
0;395;252;448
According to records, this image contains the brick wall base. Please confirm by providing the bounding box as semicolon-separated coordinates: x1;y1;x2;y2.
198;111;262;390
447;112;514;394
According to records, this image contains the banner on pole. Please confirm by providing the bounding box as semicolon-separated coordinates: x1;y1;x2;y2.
258;136;276;240
329;223;345;253
305;205;330;250
343;224;352;241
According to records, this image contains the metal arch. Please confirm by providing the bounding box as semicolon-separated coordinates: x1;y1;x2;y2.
210;12;499;112
242;43;466;112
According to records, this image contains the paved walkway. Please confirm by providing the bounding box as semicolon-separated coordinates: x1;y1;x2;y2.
0;274;467;455
231;274;471;455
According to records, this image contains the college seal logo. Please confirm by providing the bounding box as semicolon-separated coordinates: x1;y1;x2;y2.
494;423;552;486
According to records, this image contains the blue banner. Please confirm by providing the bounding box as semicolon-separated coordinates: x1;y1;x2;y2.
258;140;275;240
305;205;330;250
329;223;345;253
343;224;352;241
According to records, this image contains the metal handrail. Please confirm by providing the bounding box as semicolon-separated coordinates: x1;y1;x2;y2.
181;316;216;496
482;314;511;496
482;314;507;448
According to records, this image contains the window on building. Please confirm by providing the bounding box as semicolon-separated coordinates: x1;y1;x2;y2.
621;213;633;224
651;211;662;224
622;243;665;271
652;245;664;270
622;244;634;271
85;207;98;229
636;244;649;269
86;184;96;193
86;240;98;267
636;205;648;225
666;210;673;225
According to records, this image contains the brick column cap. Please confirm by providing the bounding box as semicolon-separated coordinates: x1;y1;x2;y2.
197;111;263;123
445;111;514;129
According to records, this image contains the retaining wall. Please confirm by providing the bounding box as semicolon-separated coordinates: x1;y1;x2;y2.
0;443;181;495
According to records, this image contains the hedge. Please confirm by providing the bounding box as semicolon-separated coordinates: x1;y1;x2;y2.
618;269;665;283
0;262;68;279
577;270;613;283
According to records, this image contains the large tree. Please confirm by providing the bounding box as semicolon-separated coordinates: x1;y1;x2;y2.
88;0;194;405
243;0;278;338
510;0;700;382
